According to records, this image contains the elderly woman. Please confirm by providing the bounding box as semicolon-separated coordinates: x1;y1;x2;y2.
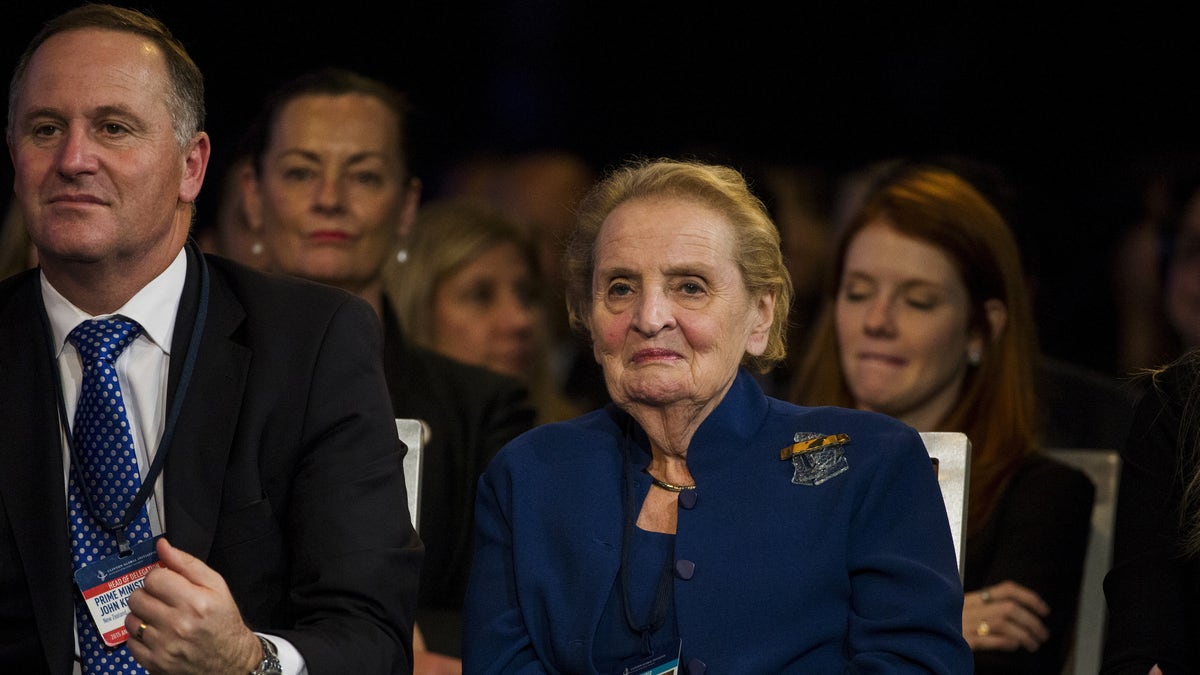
462;158;972;673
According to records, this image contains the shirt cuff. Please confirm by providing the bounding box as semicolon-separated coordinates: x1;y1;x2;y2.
257;633;307;675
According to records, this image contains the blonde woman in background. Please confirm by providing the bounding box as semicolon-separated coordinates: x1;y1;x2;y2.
390;197;582;425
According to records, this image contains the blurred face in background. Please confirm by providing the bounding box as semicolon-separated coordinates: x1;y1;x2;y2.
432;241;542;379
835;219;982;429
245;93;417;295
1166;194;1200;350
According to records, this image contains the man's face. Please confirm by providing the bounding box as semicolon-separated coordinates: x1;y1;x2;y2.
7;28;205;279
246;93;416;294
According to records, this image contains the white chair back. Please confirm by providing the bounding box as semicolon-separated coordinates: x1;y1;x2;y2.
1044;448;1121;675
919;431;971;580
396;418;426;533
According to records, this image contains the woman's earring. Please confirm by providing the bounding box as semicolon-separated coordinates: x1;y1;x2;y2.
396;248;408;264
968;348;982;366
251;241;264;256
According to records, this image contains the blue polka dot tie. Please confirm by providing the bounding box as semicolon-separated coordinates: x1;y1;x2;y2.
68;318;152;674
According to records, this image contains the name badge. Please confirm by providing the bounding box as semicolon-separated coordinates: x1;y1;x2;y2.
617;638;682;675
73;535;165;647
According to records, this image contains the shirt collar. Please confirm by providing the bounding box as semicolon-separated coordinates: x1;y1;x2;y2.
41;247;188;357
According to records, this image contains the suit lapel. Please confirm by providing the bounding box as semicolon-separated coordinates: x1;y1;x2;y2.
162;251;251;560
0;272;78;670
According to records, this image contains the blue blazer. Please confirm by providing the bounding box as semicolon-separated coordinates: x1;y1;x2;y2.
464;369;971;673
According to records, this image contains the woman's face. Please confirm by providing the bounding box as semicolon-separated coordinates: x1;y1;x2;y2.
246;93;416;293
432;242;542;379
834;220;981;429
589;196;774;411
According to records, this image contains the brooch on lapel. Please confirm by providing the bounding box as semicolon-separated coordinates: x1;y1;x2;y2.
780;432;850;486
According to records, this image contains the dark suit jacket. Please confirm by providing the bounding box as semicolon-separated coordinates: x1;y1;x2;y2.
0;248;423;674
380;305;534;657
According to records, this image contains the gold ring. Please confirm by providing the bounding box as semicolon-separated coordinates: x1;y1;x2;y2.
136;622;147;641
976;620;990;637
980;588;992;603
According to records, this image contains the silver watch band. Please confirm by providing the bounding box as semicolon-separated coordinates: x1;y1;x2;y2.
249;635;283;675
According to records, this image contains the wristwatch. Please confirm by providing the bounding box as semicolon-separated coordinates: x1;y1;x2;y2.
249;635;283;675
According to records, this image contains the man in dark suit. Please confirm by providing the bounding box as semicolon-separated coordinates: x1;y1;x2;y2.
0;5;421;674
238;68;535;666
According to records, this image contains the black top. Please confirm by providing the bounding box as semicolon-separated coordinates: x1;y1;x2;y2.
1102;358;1200;674
381;302;535;657
966;453;1095;674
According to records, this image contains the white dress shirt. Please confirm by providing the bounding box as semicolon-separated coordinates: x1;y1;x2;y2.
45;249;306;675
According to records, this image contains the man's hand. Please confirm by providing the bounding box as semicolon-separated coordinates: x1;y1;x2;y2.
124;538;263;674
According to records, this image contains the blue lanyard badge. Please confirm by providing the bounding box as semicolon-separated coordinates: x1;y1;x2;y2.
617;638;681;675
72;535;165;646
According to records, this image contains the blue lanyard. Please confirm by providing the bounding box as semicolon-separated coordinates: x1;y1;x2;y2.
44;242;211;555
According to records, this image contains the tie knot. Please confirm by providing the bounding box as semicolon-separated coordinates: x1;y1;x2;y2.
69;317;143;364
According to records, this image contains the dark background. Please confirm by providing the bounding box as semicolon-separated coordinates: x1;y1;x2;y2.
4;2;1199;375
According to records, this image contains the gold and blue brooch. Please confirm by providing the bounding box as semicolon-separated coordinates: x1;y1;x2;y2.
780;432;850;486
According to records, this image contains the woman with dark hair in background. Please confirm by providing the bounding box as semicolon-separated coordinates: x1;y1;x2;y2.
240;66;535;672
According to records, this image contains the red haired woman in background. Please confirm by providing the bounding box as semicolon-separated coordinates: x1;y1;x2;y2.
792;161;1095;674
